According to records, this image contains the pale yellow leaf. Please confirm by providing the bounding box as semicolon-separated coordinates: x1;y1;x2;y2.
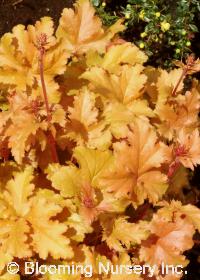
4;167;34;217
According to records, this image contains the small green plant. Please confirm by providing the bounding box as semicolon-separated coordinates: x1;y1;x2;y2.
91;0;119;26
92;0;200;68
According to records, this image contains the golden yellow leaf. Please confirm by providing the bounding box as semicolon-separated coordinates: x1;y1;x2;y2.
73;146;113;186
82;65;147;104
110;253;143;280
156;68;183;109
67;213;93;242
66;88;109;147
92;42;148;74
0;17;68;102
68;88;98;127
102;217;149;252
0;219;31;259
104;102;154;140
60;59;87;92
0;272;20;280
87;121;112;150
46;164;79;197
5;112;43;164
0;167;74;265
27;193;73;259
4;167;34;217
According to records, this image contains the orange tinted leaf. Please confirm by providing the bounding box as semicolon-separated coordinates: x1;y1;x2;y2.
57;0;124;55
176;128;200;170
139;217;195;266
100;119;168;206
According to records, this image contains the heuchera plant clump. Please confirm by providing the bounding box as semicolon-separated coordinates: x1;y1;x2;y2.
0;0;200;279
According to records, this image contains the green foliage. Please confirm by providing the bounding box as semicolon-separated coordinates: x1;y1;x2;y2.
91;1;119;26
92;0;200;68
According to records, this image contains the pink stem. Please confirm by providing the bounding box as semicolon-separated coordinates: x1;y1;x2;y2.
39;45;59;163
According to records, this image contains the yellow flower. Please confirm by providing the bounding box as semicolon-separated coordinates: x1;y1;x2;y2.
125;13;131;19
102;1;106;7
155;12;160;18
182;30;186;35
140;32;147;38
161;21;170;32
139;42;145;49
186;41;191;47
176;48;181;54
139;10;145;20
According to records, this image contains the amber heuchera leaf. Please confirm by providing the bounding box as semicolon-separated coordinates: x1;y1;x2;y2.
0;17;68;103
3;166;34;217
176;128;200;170
0;167;73;268
56;0;124;55
27;191;73;259
66;87;99;145
86;42;148;74
81;64;154;139
174;55;200;75
155;68;184;109
139;216;195;266
73;146;113;186
47;147;115;225
100;118;168;206
82;65;147;104
47;146;113;197
46;163;79;198
157;200;200;233
0;92;65;164
102;217;149;252
157;84;200;139
68;88;98;126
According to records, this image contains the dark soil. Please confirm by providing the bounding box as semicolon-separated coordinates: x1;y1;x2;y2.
0;0;75;36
